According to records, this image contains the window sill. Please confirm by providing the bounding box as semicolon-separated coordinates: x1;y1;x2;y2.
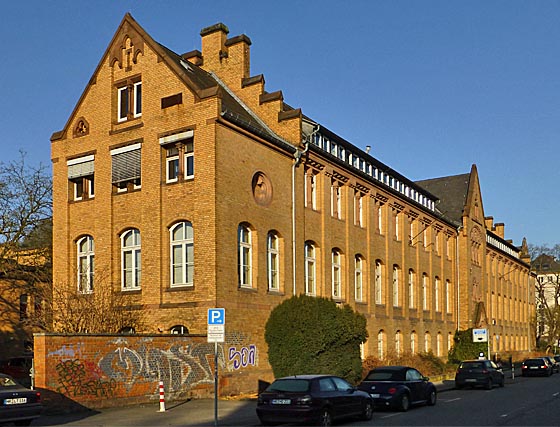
121;289;141;294
239;286;257;293
110;120;144;135
167;285;194;292
267;289;284;296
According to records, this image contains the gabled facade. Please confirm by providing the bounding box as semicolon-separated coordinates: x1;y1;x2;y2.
51;14;534;395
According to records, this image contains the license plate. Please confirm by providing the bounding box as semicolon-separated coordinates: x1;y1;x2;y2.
530;367;538;369
271;399;291;405
370;393;380;398
4;397;27;405
465;379;476;382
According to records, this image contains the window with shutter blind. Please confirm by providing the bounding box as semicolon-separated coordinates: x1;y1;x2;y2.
111;143;142;192
67;155;95;201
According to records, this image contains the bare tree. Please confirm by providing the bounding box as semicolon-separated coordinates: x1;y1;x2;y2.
535;273;560;348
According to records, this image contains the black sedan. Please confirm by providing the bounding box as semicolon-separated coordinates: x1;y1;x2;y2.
256;374;373;426
0;374;42;426
455;359;505;389
357;366;437;411
521;358;553;377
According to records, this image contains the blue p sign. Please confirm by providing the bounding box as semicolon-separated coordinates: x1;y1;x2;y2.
208;308;225;325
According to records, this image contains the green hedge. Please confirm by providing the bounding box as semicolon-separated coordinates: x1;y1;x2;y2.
448;328;488;363
264;295;368;383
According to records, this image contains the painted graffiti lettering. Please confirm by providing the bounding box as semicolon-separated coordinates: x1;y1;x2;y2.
228;345;257;370
55;359;116;398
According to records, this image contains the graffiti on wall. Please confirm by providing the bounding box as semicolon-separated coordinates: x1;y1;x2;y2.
228;344;257;370
98;342;226;393
55;359;116;398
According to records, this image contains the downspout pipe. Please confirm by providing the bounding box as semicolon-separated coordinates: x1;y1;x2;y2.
292;124;320;296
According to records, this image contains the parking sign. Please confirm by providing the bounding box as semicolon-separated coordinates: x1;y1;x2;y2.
207;308;225;343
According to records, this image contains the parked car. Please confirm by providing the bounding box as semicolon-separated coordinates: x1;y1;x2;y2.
357;366;437;411
543;356;559;373
256;374;373;426
0;373;42;426
521;357;553;377
455;359;505;389
0;356;33;388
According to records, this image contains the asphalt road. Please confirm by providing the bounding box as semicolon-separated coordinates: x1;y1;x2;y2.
22;372;560;426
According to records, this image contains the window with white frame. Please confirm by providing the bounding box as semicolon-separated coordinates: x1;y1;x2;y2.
117;80;142;122
378;205;383;233
422;273;429;310
121;229;141;290
409;269;415;308
411;331;417;354
378;330;385;360
331;181;342;219
395;330;402;357
267;232;279;291
77;235;94;293
355;255;363;302
424;332;431;352
392;265;400;307
332;249;342;299
170;325;189;334
305;242;316;295
160;131;195;183
67;155;95;201
238;224;252;288
354;190;363;227
111;143;141;192
375;260;383;304
446;280;451;313
304;169;317;210
170;221;194;287
435;277;440;312
394;211;400;240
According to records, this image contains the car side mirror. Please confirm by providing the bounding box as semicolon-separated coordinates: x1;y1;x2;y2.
423;376;430;381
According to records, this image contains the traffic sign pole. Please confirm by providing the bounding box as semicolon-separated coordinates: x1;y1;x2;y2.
208;308;225;427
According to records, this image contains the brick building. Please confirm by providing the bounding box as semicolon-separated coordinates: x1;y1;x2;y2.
50;14;534;396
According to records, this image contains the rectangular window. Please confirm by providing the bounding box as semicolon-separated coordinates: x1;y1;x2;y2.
166;147;179;182
117;81;142;122
332;251;341;299
375;262;382;304
67;155;95;201
355;257;363;302
331;182;342;219
354;191;363;227
160;131;194;183
111;143;141;192
305;169;317;210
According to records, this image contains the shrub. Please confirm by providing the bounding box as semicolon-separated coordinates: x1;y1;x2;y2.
448;329;488;363
264;295;368;384
362;351;452;379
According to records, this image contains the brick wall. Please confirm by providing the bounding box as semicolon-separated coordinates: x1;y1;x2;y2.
34;333;262;409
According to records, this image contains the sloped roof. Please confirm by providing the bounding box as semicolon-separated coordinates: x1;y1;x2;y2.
416;173;471;225
532;254;560;273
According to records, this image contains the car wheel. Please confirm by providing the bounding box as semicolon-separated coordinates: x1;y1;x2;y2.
361;400;374;420
455;383;463;390
427;388;437;406
485;378;493;390
14;421;32;427
398;393;410;412
318;408;332;426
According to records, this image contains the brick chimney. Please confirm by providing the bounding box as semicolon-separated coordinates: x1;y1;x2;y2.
494;223;505;239
200;23;252;89
484;216;494;230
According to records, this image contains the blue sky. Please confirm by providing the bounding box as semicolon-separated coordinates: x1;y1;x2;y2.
1;1;558;248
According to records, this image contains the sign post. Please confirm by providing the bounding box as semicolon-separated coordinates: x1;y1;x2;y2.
208;308;225;427
472;328;489;359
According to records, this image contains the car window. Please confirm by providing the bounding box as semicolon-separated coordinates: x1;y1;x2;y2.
319;378;336;392
267;379;310;392
406;369;423;381
0;376;17;387
460;362;483;369
366;370;401;381
331;376;352;391
490;361;499;369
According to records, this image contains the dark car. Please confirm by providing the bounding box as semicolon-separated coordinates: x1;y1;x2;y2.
543;356;559;373
455;359;505;389
0;374;42;426
357;366;437;411
521;357;553;377
0;356;33;388
256;374;373;426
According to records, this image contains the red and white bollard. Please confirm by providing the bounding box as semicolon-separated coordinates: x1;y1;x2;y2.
158;380;166;412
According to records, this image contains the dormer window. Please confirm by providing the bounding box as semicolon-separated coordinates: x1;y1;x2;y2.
117;79;142;123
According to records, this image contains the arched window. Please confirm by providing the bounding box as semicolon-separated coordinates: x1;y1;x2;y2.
355;255;363;302
170;221;194;287
305;242;316;295
411;331;417;354
375;260;383;304
238;224;252;288
119;326;135;334
424;331;431;353
121;229;141;290
392;265;400;307
437;332;443;356
332;249;342;299
77;235;95;293
395;330;403;357
267;232;279;291
378;330;386;360
408;269;415;308
170;325;189;335
434;277;440;312
422;273;429;310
